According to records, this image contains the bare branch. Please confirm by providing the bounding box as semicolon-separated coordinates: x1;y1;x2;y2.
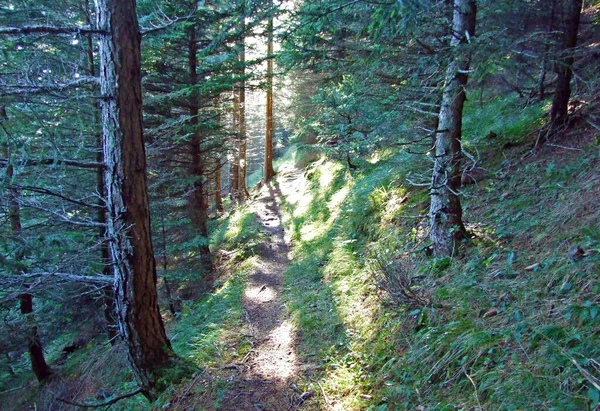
24;204;106;228
9;184;102;209
2;158;102;169
0;158;103;170
19;272;112;285
0;25;107;36
0;77;99;96
140;12;194;35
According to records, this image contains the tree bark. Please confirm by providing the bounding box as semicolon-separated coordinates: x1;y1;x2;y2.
18;291;53;382
215;164;224;212
538;0;557;101
230;91;240;201
237;11;249;201
84;0;118;344
95;0;172;398
550;0;583;131
429;0;476;258
187;18;213;275
263;0;276;183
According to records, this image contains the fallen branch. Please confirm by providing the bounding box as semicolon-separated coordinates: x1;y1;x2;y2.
541;334;600;392
56;388;144;408
310;377;332;410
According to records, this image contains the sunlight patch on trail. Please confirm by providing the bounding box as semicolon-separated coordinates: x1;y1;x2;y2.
253;320;297;382
244;285;276;303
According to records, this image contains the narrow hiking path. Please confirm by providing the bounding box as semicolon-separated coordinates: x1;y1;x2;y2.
215;165;315;410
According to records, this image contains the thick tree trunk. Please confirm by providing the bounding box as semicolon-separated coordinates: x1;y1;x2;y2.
188;21;213;275
429;0;476;258
6;163;53;382
263;0;275;183
550;0;583;131
95;0;172;398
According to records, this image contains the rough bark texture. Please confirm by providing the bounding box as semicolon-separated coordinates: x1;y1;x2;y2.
230;91;240;200
95;0;172;397
538;0;557;101
550;0;583;131
85;2;118;342
429;0;476;258
188;21;213;275
263;0;276;183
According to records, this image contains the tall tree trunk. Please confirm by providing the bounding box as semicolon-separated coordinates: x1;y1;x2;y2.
215;164;224;212
161;219;180;316
84;0;117;343
18;292;53;382
538;0;557;101
6;162;52;382
263;0;275;183
95;0;173;398
429;0;476;258
550;0;583;131
188;19;213;275
237;13;249;201
230;90;240;201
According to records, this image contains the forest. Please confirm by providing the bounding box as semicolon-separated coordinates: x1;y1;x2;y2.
1;0;599;409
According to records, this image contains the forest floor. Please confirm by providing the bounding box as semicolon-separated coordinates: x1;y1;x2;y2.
192;165;316;410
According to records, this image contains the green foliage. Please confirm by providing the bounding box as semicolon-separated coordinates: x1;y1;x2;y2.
210;206;264;261
274;110;600;409
169;270;249;366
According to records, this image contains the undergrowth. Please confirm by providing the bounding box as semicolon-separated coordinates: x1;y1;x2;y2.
277;93;600;410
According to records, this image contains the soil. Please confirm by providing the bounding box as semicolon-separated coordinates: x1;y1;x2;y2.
202;166;315;411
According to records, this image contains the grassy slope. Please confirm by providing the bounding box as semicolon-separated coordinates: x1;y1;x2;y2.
278;95;600;410
4;103;598;410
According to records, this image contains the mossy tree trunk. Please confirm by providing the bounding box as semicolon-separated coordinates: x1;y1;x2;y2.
95;0;173;398
429;0;476;258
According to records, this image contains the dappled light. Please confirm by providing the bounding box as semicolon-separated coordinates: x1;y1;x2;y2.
2;0;600;410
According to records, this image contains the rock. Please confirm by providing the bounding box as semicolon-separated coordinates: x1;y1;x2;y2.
568;245;585;262
299;391;314;402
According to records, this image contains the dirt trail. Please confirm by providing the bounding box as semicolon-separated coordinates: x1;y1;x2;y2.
217;166;311;410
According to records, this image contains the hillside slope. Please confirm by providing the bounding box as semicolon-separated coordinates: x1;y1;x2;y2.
273;95;600;409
